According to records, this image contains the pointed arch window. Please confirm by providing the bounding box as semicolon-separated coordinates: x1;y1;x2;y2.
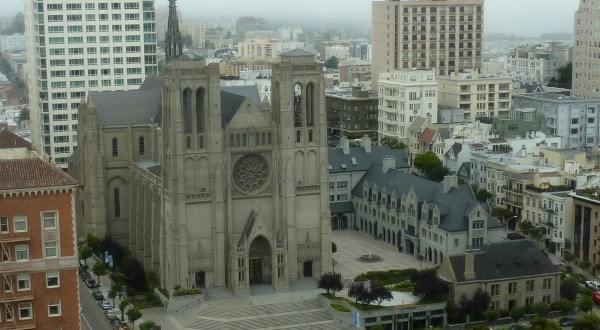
293;83;302;127
306;83;315;127
112;137;118;157
114;187;121;218
182;88;192;133
196;88;205;133
138;136;145;155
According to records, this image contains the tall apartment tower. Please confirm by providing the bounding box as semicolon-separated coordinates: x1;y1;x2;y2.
372;0;484;92
24;0;158;166
572;0;600;98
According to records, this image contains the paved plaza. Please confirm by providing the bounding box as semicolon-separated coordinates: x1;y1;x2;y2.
332;229;435;281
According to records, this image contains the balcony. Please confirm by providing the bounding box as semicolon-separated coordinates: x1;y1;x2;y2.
0;231;31;243
504;199;523;207
0;290;34;303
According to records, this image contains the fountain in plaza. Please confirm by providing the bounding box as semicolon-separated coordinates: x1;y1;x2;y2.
359;253;382;262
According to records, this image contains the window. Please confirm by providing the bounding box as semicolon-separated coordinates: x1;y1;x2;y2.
13;216;27;232
112;138;118;156
525;296;534;306
114;188;121;218
526;280;534;292
5;304;13;321
490;284;499;296
543;278;552;290
472;237;483;247
46;271;60;288
18;302;32;320
48;300;61;317
139;136;145;155
508;282;517;294
454;238;459;247
0;217;7;233
45;242;58;258
43;212;57;229
17;274;30;291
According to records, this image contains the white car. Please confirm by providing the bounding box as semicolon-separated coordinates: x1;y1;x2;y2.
98;300;112;310
585;280;600;291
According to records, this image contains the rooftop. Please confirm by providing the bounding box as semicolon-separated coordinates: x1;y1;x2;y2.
0;158;77;190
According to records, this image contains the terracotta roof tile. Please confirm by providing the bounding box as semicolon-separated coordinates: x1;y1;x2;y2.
419;128;437;143
0;158;78;190
0;129;31;149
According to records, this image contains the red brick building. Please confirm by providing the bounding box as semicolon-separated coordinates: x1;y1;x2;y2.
0;129;80;330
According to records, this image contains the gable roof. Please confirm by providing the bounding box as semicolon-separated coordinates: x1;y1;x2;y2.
328;146;410;173
0;158;77;190
139;75;165;91
408;116;426;132
90;90;162;127
280;49;315;57
445;142;463;157
448;240;560;283
419;128;437;143
0;128;31;149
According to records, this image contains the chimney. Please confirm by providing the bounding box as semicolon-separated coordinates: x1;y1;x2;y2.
443;175;458;193
464;250;476;281
426;112;432;126
361;136;372;153
340;136;350;155
383;156;396;173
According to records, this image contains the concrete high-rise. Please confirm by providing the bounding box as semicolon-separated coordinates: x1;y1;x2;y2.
24;0;158;166
572;0;600;98
372;0;484;92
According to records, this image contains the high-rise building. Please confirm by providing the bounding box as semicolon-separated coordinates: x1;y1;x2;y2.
0;128;80;330
24;0;158;166
572;0;600;98
372;0;484;92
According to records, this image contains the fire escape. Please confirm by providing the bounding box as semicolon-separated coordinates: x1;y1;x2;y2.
0;228;35;330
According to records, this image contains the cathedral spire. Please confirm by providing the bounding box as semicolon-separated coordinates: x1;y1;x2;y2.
165;0;182;62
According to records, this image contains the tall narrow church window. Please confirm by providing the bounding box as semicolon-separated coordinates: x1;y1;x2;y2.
186;136;191;149
261;132;266;145
255;133;260;145
268;133;272;144
114;187;121;218
293;83;302;127
196;88;205;133
112;138;118;157
182;88;192;133
306;83;314;127
308;129;313;142
138;136;145;155
242;134;247;146
296;130;302;143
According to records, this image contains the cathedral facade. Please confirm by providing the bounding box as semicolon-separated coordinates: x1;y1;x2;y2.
72;50;332;291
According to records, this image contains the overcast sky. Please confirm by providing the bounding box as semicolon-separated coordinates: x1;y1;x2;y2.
5;0;580;37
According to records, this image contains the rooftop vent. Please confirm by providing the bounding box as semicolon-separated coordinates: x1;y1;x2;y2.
341;164;347;169
351;157;357;166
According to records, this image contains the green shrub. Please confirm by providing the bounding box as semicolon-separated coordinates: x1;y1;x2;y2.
330;304;350;312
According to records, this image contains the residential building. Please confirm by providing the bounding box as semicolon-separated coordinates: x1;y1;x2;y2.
339;61;371;84
348;41;370;61
572;0;600;98
328;138;411;230
219;58;270;77
371;0;484;91
277;27;302;42
513;93;600;149
326;88;378;138
438;240;561;311
180;20;206;49
570;190;600;267
504;42;571;86
322;43;350;62
235;16;266;41
237;38;305;61
0;128;80;330
492;108;547;139
437;70;512;121
0;33;26;53
377;69;438;143
24;0;158;167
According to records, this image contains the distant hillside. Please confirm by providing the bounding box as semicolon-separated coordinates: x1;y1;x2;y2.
484;32;572;41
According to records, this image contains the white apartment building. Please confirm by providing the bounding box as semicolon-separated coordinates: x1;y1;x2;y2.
324;44;350;62
378;69;438;143
371;0;484;92
180;21;206;49
0;33;26;53
237;38;305;61
438;70;512;121
24;0;158;166
573;0;600;98
503;42;571;86
513;93;600;149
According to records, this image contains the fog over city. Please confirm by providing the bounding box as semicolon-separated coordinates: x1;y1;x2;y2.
5;0;580;36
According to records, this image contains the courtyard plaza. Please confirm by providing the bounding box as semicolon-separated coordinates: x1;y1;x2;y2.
145;229;428;329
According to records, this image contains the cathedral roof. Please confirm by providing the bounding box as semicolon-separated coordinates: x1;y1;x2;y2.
220;85;261;128
140;75;165;91
280;49;315;57
90;90;162;127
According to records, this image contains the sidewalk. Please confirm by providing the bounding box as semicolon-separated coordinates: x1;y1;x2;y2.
84;255;128;325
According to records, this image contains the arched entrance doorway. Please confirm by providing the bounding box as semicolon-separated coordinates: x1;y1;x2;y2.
332;216;339;230
340;215;348;229
249;236;272;285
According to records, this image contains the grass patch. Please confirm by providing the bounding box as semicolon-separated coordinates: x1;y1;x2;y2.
321;293;346;301
389;280;415;292
354;269;418;286
330;304;350;312
349;301;388;311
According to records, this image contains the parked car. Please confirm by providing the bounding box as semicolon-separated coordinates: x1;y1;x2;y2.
81;271;92;280
92;291;104;301
105;308;119;319
558;263;573;273
571;273;587;284
593;290;600;304
510;325;526;330
559;317;576;327
98;300;112;310
84;277;97;288
585;280;600;291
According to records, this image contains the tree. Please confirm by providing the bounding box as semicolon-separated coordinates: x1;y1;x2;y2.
577;295;593;313
555;62;572;89
573;313;600;330
79;245;93;267
119;299;130;321
370;282;393;306
485;309;501;328
332;242;337;254
108;283;124;305
139;320;158;330
530;226;547;246
92;262;107;285
560;277;579;301
324;56;339;69
469;288;491;320
510;307;526;324
182;34;193;48
530;316;561;330
318;273;344;296
348;283;375;305
411;269;449;299
428;165;450;182
531;301;550;317
126;306;142;328
552;298;576;316
371;324;385;330
414;152;443;175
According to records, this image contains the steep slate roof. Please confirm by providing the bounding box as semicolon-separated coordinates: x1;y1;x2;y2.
448;240;560;283
352;165;502;232
445;142;463;157
139;75;165;91
438;127;451;140
419;128;437;143
0;128;31;149
408;116;426;132
328;146;410;173
0;158;77;190
220;85;261;128
91;90;162;127
280;49;315;57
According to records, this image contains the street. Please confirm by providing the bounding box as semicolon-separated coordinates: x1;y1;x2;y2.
79;276;114;330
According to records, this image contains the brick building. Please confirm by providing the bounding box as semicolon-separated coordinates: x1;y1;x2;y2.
0;128;80;330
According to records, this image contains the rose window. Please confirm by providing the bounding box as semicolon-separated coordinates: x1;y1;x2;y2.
232;154;270;193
